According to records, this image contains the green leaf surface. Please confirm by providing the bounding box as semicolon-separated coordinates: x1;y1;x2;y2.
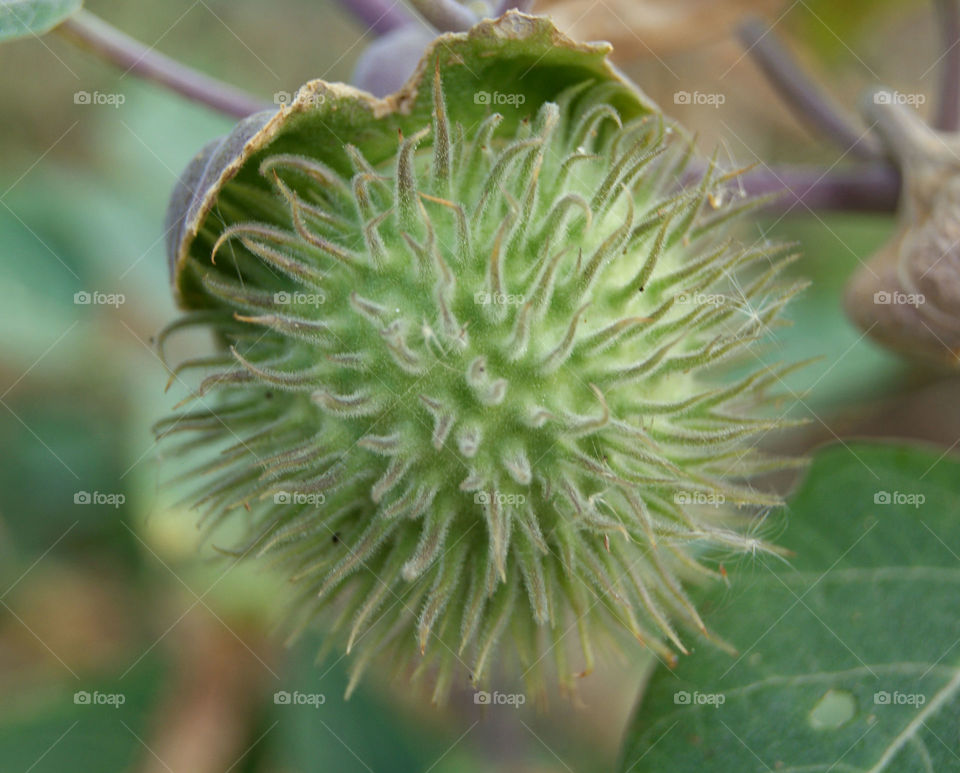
620;442;960;772
0;657;164;772
262;637;461;773
0;0;81;42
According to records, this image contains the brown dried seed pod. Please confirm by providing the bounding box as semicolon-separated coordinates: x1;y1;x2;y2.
845;89;960;368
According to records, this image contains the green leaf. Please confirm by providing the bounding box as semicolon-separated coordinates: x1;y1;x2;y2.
619;442;960;772
0;0;81;42
0;656;165;772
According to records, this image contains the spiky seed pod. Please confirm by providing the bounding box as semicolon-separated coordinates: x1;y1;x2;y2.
160;13;804;701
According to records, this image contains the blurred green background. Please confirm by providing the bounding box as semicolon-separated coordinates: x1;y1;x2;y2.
1;1;957;771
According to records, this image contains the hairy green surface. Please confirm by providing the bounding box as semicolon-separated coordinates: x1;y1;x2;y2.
620;442;960;772
160;15;805;700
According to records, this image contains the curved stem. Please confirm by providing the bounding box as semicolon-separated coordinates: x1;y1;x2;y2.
407;0;477;32
338;0;414;35
739;163;900;213
55;9;270;119
738;17;883;160
934;0;960;131
682;162;900;214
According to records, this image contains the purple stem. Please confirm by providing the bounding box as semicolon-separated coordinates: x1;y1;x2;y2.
934;0;960;131
738;17;882;160
57;10;269;118
337;0;414;35
735;163;900;213
681;162;901;214
407;0;477;31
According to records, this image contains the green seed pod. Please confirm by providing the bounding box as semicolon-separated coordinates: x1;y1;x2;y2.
160;12;803;701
